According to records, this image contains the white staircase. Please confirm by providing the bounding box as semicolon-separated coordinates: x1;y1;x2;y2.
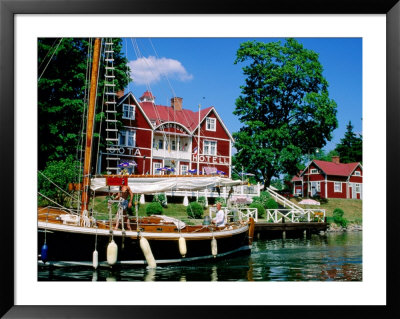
266;187;304;212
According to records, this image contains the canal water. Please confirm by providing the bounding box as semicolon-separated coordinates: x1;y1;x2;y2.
38;232;362;281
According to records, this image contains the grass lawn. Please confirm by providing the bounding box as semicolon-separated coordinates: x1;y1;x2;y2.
290;197;362;224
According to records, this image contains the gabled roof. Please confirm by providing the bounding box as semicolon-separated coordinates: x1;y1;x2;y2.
301;160;361;177
140;101;213;133
291;171;303;182
118;91;234;141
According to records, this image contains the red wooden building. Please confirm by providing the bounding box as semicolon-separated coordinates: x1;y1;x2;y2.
291;157;363;199
98;90;233;177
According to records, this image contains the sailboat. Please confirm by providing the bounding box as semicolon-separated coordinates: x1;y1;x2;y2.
38;38;255;268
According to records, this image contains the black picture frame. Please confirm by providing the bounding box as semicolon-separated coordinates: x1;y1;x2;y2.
1;0;399;318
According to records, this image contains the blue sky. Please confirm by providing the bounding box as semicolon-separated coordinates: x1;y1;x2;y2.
122;38;362;152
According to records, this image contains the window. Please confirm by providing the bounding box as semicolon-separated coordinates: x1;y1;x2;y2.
316;181;321;192
153;162;162;175
171;140;176;151
151;120;156;127
206;117;216;131
355;183;361;193
180;165;188;175
119;130;135;147
334;182;342;192
203;140;217;155
311;169;318;174
354;171;361;176
122;104;135;120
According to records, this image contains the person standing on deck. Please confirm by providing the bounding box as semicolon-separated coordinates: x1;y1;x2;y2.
114;184;133;231
212;202;225;227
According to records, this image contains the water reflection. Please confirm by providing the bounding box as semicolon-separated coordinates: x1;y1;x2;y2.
38;232;362;282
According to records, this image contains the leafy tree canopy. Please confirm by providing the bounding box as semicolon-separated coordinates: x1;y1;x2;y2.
38;38;131;170
335;121;362;163
233;39;338;187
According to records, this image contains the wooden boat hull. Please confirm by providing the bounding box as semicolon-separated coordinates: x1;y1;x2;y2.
38;221;252;267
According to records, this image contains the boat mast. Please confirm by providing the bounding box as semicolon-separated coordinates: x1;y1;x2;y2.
81;37;101;215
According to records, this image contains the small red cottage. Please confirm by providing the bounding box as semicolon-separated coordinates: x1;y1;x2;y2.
98;90;233;177
291;157;363;199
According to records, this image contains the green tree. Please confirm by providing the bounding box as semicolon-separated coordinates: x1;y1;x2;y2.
233;39;338;187
38;38;130;170
38;156;80;206
335;121;362;163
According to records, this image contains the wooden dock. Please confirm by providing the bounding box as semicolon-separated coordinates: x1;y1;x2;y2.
254;221;328;238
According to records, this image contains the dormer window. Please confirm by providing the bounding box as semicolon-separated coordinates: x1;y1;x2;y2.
206;117;216;131
122;104;135;120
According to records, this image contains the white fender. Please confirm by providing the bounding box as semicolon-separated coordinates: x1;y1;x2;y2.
140;237;157;269
211;237;217;258
179;236;187;257
107;240;118;265
92;250;99;269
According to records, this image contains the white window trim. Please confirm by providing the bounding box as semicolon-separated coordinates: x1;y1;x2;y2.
180;164;189;175
153;162;162;175
122;104;135;120
310;169;318;174
203;140;217;156
334;182;342;192
206;117;216;132
355;183;361;193
119;129;136;147
354;171;361;176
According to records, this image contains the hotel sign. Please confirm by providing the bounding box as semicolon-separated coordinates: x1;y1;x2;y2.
192;155;229;165
157;123;187;134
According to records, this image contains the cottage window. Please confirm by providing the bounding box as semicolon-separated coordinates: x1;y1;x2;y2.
355;183;361;193
203;140;217;155
316;181;321;192
119;130;135;147
122;104;135;120
171;140;176;151
158;139;164;150
206;117;216;131
354;171;361;176
311;169;318;174
334;182;342;192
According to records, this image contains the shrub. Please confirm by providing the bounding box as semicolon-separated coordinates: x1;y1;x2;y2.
333;208;348;228
153;194;167;207
145;202;163;216
186;202;204;219
197;196;207;208
251;191;271;208
265;198;279;210
249;203;265;218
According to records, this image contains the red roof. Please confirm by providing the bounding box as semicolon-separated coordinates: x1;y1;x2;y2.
140;101;213;133
291;170;303;182
291;175;302;182
311;160;360;177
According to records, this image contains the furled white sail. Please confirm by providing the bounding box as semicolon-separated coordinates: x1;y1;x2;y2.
90;176;241;194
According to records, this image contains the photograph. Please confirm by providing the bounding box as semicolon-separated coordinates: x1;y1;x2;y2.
1;1;398;316
37;37;363;282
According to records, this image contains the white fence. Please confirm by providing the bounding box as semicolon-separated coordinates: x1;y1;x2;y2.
209;206;259;223
266;209;326;223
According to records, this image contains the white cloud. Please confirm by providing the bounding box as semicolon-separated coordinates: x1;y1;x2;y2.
129;56;193;85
